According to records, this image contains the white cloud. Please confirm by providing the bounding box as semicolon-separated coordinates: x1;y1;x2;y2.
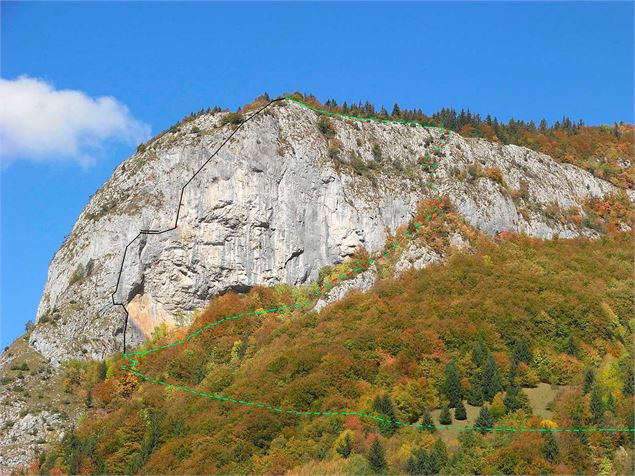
0;76;151;166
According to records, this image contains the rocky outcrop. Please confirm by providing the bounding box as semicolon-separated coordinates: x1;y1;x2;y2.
26;99;630;365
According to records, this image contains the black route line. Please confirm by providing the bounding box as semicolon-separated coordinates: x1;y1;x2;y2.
111;98;284;353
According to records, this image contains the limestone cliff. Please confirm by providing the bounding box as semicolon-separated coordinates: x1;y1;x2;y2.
26;98;630;366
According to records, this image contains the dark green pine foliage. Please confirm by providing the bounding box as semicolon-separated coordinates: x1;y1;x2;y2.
443;360;463;407
475;405;494;434
431;438;448;470
566;335;579;357
405;441;447;476
98;361;108;381
405;448;430;475
373;394;398;437
483;355;502;402
367;438;387;473
606;392;616;415
508;361;518;386
454;400;467;420
439;405;452;425
422;408;436;433
590;386;605;424
503;385;528;413
336;432;353;458
623;370;634;396
60;429;81;476
471;340;488;367
583;368;595;394
512;340;532;364
467;375;484;406
126;409;159;473
542;431;559;462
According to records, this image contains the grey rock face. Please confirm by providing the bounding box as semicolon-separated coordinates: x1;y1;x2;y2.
28;99;631;365
314;266;378;313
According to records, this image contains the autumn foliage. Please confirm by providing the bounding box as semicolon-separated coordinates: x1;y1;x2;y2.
37;229;634;475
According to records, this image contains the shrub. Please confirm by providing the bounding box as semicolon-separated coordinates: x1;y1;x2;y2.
371;143;382;161
510;182;530;202
317;115;336;137
485;166;505;186
69;264;86;286
220;112;244;126
136;143;147;154
466;163;484;181
328;139;342;160
351;155;368;175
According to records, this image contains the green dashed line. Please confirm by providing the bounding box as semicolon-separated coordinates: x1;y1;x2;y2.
120;97;633;434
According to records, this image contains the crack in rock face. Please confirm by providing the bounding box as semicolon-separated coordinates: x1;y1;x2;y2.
28;100;632;366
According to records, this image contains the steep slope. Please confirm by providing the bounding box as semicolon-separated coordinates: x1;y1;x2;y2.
33;230;635;475
27;98;630;366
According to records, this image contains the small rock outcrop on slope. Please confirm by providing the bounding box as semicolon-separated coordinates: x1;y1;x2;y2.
27;99;630;365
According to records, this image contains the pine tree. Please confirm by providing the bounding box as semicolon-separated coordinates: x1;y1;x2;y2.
623;371;634;396
606;392;616;415
471;340;488;367
583;367;595;394
422;408;436;433
483;355;502;402
335;431;353;458
508;360;518;386
443;360;463;407
503;385;527;413
512;341;532;364
367;438;387;473
542;431;559;462
566;335;578;357
392;104;401;118
467;375;484;406
431;438;448;470
475;405;493;434
99;361;108;381
590;386;605;424
439;405;452;425
373;394;398;437
454;400;467;420
405;448;429;475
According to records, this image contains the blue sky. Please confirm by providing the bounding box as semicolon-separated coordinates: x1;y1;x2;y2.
1;1;633;349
